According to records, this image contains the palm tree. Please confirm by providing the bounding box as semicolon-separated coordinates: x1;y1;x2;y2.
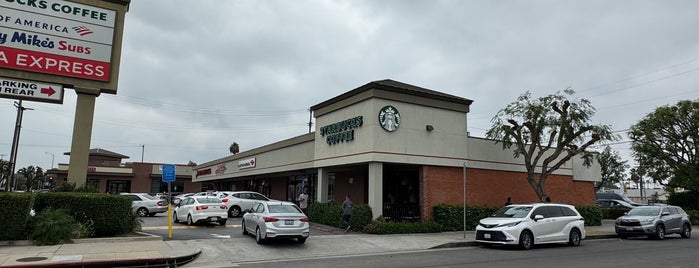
229;142;239;155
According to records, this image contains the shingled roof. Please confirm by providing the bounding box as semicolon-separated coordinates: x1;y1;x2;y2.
63;148;130;159
310;79;473;112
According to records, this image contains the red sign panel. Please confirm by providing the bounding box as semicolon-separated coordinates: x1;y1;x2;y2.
0;46;109;81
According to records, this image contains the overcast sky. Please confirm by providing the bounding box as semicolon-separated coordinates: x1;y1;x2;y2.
1;0;698;172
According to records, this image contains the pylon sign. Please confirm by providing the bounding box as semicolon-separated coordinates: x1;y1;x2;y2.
0;0;129;95
0;76;64;104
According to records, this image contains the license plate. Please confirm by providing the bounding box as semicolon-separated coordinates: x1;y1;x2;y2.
210;217;219;222
626;227;633;231
484;233;491;239
285;220;294;225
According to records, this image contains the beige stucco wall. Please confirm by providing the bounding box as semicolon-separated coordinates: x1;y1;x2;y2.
314;98;469;168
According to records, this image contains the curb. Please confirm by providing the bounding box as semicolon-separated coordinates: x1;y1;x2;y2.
429;234;618;249
0;249;202;268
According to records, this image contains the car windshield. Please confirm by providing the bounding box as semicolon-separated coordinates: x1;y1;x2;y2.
268;204;302;214
490;206;532;218
627;207;660;216
197;198;222;204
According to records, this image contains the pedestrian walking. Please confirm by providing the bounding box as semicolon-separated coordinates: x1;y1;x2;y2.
297;189;309;214
342;194;353;232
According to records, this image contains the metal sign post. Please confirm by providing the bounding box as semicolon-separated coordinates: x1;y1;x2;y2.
162;164;175;239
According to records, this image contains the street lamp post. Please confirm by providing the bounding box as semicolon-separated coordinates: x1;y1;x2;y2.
45;152;54;169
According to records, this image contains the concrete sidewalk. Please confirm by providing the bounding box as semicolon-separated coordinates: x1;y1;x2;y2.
0;220;618;268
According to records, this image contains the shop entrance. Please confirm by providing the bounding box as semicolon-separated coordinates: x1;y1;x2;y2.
382;164;420;222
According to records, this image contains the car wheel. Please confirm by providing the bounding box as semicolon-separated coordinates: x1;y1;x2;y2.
256;227;265;244
681;223;691;238
173;212;179;223
297;237;307;244
219;220;227;226
136;207;148;217
519;231;533;250
229;206;242;218
242;220;248;235
187;214;194;226
568;228;582;246
654;225;665;240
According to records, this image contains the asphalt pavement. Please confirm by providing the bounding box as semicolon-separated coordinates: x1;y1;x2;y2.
0;220;619;268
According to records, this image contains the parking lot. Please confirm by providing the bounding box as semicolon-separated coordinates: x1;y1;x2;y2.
138;213;343;240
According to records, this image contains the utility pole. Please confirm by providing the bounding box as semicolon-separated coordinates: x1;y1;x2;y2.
141;144;145;162
8;100;32;192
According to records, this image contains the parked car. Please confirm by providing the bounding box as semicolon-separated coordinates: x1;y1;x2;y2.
221;191;271;217
596;199;635;210
241;200;309;244
475;203;586;250
615;205;692;239
120;193;168;217
595;192;644;206
173;196;228;226
172;193;197;205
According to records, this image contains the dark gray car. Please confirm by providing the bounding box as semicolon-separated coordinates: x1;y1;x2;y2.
615;205;692;239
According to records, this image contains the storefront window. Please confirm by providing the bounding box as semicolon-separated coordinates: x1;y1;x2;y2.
288;174;316;205
328;173;335;204
245;178;271;197
106;180;131;194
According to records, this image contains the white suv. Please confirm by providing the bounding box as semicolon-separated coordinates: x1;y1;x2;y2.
216;191;270;217
476;203;586;249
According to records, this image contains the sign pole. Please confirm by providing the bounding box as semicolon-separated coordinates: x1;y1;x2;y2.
167;181;172;239
162;164;176;239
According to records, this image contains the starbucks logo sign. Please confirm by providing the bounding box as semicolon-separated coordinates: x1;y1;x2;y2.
379;105;400;132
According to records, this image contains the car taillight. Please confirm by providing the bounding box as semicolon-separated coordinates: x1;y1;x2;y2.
220;205;228;209
157;201;164;206
263;217;279;222
221;198;229;203
196;205;208;210
300;217;309;222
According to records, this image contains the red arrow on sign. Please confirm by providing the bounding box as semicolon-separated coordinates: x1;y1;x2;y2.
41;87;56;96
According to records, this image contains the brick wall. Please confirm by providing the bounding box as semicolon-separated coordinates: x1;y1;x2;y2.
420;165;595;220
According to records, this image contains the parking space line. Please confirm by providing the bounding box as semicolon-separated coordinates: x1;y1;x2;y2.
142;224;241;231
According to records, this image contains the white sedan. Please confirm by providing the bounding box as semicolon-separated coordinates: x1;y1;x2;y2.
173;196;228;226
242;201;310;244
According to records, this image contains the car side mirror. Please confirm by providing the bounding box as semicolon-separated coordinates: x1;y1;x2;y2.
662;211;670;216
534;215;544;221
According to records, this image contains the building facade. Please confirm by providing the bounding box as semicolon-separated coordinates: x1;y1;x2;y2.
193;80;601;221
48;148;200;195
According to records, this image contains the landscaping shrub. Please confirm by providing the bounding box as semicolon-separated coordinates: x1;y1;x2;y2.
307;202;372;231
33;209;81;245
34;192;137;237
363;218;442;234
600;208;628;219
668;191;699;211
432;204;497;231
575;205;602;226
0;193;33;240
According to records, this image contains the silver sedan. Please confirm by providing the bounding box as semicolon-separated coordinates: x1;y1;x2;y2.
241;201;310;244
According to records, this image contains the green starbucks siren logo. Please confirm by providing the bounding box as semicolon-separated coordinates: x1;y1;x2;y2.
379;105;400;132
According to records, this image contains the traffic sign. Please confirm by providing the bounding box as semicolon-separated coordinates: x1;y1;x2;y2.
0;77;64;104
162;164;175;182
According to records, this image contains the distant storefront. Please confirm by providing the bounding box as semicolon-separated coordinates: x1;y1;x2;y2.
194;79;601;221
47;148;200;195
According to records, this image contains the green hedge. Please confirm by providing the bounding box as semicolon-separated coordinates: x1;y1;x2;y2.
33;192;137;237
363;220;442;234
600;208;628;220
307;202;372;231
575;206;602;226
668;191;699;211
432;204;498;231
0;193;33;240
687;210;699;225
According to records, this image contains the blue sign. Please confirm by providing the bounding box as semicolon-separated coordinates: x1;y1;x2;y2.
162;164;175;182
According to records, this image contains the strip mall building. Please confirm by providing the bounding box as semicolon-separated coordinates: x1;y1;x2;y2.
193;80;600;221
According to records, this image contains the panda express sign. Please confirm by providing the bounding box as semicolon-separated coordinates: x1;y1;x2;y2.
0;0;127;94
319;116;363;145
